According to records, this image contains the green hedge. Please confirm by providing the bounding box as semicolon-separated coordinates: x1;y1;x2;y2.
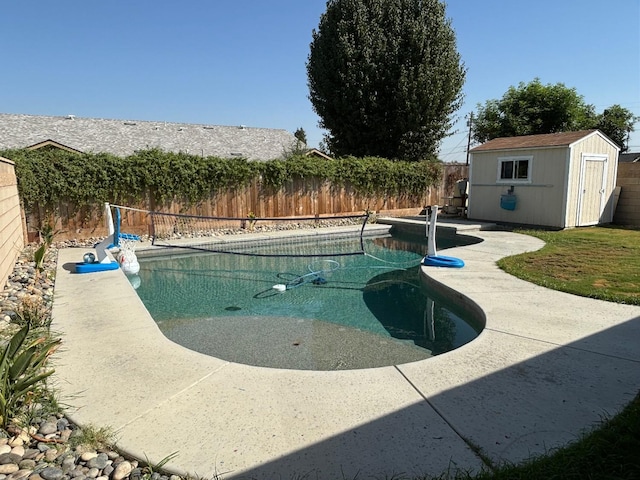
2;148;442;211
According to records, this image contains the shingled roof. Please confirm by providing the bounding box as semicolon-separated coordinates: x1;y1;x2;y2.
618;152;640;163
0;113;296;161
469;129;616;152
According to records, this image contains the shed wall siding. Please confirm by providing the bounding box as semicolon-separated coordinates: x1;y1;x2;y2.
468;147;568;227
469;132;619;228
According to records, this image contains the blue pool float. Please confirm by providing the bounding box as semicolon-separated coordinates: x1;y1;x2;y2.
422;255;465;268
75;260;120;274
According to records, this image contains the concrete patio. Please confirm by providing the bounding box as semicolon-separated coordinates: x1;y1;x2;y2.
50;224;640;479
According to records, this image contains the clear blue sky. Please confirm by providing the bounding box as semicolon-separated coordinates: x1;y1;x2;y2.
2;0;639;162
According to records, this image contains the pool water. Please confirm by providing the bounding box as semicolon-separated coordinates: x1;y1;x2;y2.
134;232;483;370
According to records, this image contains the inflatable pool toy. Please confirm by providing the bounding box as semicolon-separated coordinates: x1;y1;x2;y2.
118;249;140;275
76;203;142;274
75;259;119;274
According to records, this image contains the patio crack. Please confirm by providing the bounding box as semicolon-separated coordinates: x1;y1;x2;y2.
393;365;497;472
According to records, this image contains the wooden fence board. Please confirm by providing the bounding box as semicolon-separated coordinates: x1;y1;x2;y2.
22;164;469;239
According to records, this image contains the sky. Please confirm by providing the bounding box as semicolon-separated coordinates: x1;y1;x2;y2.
2;0;639;163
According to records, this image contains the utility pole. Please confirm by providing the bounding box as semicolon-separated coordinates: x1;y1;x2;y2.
465;112;473;166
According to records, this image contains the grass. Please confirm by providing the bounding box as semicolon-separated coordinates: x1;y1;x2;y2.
497;225;640;305
452;391;640;480
68;423;117;451
453;225;640;480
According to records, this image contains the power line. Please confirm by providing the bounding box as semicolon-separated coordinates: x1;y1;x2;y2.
439;132;469;158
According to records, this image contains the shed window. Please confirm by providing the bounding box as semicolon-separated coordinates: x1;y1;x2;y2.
497;156;532;183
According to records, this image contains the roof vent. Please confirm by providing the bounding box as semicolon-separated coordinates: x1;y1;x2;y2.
66;114;75;120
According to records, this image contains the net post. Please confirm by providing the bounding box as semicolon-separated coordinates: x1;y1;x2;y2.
359;211;370;252
427;205;438;257
150;212;157;245
114;208;121;248
104;203;114;235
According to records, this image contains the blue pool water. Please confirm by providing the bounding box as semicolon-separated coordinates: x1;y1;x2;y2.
134;232;483;370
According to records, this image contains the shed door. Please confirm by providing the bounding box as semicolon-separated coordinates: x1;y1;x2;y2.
577;155;608;226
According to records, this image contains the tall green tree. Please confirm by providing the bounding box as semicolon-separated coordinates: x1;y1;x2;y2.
307;0;465;161
472;79;596;143
596;105;638;152
294;127;308;146
473;79;637;150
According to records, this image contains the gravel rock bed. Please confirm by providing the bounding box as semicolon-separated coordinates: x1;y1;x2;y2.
0;240;181;480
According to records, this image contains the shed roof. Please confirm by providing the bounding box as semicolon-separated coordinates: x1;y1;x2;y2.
469;129;612;153
0;113;296;161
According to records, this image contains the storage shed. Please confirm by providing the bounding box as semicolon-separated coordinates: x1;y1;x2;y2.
467;130;620;228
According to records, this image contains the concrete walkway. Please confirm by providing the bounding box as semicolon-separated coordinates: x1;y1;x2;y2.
50;226;640;480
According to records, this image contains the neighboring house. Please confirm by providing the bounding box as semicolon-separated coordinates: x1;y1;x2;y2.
304;148;333;160
0;113;296;161
468;130;620;228
618;152;640;163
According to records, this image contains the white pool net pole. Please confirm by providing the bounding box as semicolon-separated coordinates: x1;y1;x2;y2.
104;202;115;236
427;205;438;257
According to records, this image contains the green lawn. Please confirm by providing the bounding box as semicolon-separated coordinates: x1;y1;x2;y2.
497;226;640;305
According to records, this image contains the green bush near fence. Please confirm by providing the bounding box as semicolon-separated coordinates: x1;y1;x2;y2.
3;148;442;212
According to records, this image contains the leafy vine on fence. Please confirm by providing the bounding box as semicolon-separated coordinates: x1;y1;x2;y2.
4;148;442;214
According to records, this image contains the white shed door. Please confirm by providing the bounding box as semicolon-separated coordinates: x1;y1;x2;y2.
577;155;608;226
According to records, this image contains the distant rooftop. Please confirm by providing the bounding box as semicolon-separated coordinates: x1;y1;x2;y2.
0;113;296;161
618;152;640;163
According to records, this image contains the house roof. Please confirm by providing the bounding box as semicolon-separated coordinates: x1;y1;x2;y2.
304;148;333;160
0;113;296;161
469;129;617;153
618;152;640;163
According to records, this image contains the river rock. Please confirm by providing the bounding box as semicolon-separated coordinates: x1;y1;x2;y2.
17;459;35;470
9;447;23;458
6;469;31;480
0;454;22;466
37;424;56;437
86;468;99;479
0;465;19;475
111;461;132;480
39;467;64;480
80;452;97;462
86;454;108;470
43;450;58;463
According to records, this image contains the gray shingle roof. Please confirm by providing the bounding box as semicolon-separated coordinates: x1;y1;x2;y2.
469;129;615;152
0;113;296;161
618;152;640;163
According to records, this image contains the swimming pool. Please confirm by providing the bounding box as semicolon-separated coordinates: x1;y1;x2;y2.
134;231;484;370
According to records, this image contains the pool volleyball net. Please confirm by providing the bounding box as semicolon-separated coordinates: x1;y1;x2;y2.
112;205;372;258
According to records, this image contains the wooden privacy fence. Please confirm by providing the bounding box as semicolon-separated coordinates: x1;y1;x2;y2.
1;157;25;287
24;163;469;241
614;162;640;226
